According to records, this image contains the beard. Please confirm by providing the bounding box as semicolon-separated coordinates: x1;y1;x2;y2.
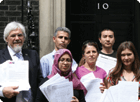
10;44;22;53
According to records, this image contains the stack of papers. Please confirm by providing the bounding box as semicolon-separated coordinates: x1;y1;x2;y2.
0;60;30;91
96;54;117;74
100;81;139;102
80;72;102;102
40;73;73;102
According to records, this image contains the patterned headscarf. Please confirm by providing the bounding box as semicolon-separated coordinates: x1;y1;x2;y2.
48;49;87;94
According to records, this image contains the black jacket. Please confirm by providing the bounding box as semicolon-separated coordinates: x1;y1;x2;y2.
0;48;43;102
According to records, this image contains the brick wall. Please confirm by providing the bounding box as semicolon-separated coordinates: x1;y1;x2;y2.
0;0;39;51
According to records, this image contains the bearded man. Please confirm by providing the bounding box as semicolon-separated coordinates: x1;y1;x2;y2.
0;21;43;102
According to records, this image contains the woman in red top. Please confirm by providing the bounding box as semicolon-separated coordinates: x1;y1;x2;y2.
106;41;140;99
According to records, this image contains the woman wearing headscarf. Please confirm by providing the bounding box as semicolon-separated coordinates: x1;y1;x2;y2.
35;49;86;102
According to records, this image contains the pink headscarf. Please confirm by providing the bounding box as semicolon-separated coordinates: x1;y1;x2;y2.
48;49;87;94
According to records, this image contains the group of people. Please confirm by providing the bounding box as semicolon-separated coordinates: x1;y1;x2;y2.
0;21;139;102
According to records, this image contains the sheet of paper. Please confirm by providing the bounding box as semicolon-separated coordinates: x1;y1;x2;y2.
96;54;117;74
102;95;111;102
100;89;112;102
100;89;108;102
0;60;30;91
40;73;74;102
100;81;139;102
107;85;118;102
48;82;73;102
80;72;96;84
85;79;102;102
118;81;139;102
39;74;62;100
80;72;102;102
0;60;10;83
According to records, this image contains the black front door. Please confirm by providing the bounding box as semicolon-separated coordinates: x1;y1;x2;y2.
66;0;139;63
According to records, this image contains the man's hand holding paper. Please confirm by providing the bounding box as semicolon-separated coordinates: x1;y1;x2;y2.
3;86;19;98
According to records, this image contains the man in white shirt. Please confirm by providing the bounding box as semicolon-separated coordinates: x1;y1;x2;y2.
40;27;78;78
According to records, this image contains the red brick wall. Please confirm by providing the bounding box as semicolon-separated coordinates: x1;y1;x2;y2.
0;0;39;50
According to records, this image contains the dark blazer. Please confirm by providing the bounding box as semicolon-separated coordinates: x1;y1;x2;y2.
0;47;43;102
35;77;86;102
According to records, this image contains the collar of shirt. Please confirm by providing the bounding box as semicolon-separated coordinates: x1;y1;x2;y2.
7;46;23;61
52;49;56;59
120;74;136;82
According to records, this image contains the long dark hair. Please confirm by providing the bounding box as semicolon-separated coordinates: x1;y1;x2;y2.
110;41;140;81
78;40;99;67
